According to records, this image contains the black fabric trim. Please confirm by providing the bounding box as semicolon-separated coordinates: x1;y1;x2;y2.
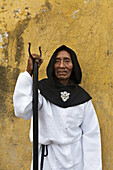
39;79;92;108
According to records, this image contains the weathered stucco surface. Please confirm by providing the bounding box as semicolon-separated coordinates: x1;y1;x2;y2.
0;0;113;169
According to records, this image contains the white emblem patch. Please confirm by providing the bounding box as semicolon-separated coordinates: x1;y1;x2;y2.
60;91;70;102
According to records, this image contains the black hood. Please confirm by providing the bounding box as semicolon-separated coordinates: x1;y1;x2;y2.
47;45;82;84
39;45;92;108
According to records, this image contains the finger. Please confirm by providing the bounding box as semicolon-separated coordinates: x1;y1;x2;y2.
35;58;43;63
32;54;41;59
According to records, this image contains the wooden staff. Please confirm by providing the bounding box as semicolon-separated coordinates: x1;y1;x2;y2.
28;43;42;170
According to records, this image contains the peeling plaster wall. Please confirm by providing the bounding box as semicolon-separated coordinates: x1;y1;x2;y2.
0;0;113;169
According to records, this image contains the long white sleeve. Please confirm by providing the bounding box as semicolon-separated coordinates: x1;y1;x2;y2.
81;100;102;170
13;71;43;120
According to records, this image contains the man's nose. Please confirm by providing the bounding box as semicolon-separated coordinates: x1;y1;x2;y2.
59;60;65;67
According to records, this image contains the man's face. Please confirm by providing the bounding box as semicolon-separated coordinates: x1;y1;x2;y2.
54;50;73;82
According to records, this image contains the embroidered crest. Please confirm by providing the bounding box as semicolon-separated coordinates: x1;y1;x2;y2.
60;91;70;102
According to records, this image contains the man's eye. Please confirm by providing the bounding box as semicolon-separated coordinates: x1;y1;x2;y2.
55;60;60;63
65;59;70;62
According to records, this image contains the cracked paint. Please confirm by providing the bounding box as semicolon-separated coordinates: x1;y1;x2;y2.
0;31;9;49
40;9;47;12
73;9;80;18
0;34;3;42
84;0;89;3
4;32;9;40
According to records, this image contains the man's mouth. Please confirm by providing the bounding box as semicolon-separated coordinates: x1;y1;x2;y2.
58;71;67;75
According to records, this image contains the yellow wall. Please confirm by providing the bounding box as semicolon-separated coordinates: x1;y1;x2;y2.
0;0;113;169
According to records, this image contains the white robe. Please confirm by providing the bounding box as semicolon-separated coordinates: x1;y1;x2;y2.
13;71;102;170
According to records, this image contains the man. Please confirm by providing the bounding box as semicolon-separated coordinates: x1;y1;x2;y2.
13;45;102;170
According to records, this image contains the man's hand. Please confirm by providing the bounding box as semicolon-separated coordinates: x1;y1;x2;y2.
26;54;43;76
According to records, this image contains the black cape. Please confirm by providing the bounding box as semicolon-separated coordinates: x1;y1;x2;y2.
39;45;91;108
